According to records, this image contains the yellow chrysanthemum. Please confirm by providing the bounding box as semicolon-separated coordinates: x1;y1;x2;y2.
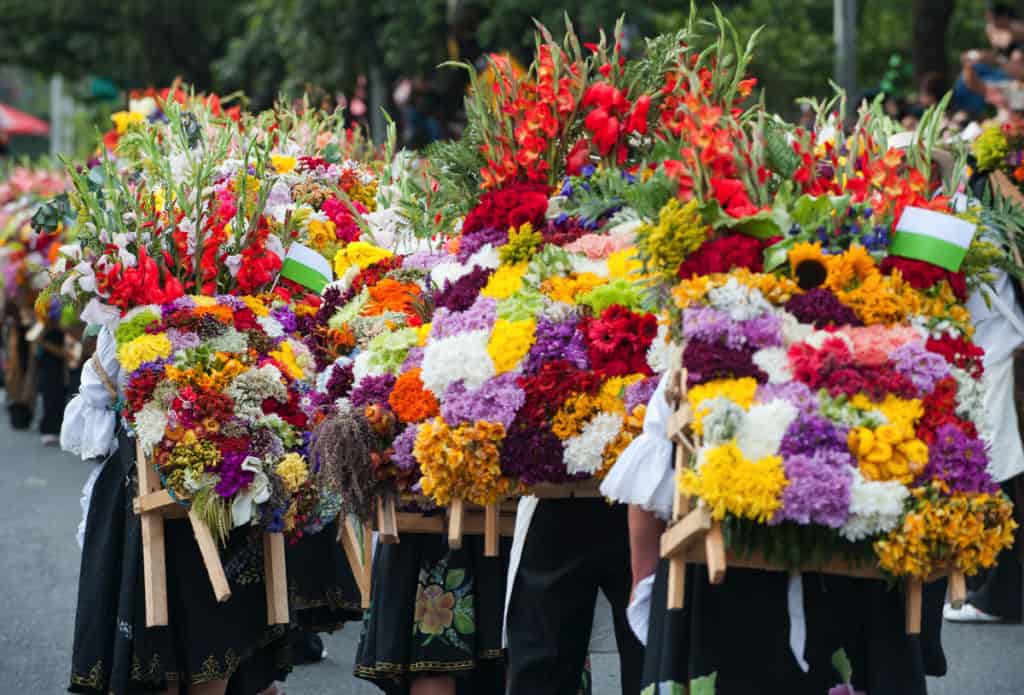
481;262;528;300
541;272;605;303
333;241;392;276
487;318;536;373
680;441;787;523
275;453;309;493
241;296;271;317
271;154;297;174
192;296;217;307
417;323;432;347
307;218;337;251
847;396;927;483
117;333;173;373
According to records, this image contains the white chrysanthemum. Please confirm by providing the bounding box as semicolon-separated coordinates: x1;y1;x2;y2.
420;330;495;395
206;327;248;353
569;255;609;277
430;260;474;289
735;400;797;461
352;350;386;384
838;470;909;542
752;347;793;384
564;412;624;475
700;397;746;446
256;315;285;339
779;311;814;346
645;324;683;374
707;278;773;320
134;404;168;456
467;244;501;271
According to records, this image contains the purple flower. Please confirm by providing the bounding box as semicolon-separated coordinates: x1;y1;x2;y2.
167;328;201;352
923;424;998;493
391;424;421;476
271;305;298;333
402;249;449;270
161;295;197;317
784;288;860;328
441;373;526;429
215;450;255;498
774;450;854;528
456;227;508;262
757;381;819;417
779;415;849;458
433;266;493;312
523;317;589;374
891;341;949;394
401;347;425;371
350;373;397;408
682;307;782;350
625;377;659;413
318;362;355;404
431;295;497;339
501;419;584;484
683;341;767;386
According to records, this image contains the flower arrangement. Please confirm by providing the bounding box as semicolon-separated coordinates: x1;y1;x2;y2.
117;294;337;543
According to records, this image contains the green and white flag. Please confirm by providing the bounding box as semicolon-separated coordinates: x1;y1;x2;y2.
280;242;333;292
890;206;976;272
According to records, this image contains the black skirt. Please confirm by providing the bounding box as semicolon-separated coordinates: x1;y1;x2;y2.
287;518;363;633
69;431;290;693
354;533;511;694
640;559;935;695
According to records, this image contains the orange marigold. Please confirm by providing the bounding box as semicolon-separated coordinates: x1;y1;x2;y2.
388;368;440;423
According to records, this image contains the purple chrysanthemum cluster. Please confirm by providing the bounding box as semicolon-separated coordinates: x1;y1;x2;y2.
523;317;589;375
441;373;526;429
774;449;854;528
684;341;767;386
923;423;998;493
433;266;493;312
350;373;397;408
784;288;860;328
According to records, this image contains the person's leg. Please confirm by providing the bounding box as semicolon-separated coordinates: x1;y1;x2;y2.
411;675;456;695
507;500;598;695
596;504;644;695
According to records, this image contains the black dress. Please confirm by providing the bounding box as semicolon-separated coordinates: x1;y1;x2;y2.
287;518;363;633
69;430;290;693
36;327;67;435
640;558;940;695
354;532;511;694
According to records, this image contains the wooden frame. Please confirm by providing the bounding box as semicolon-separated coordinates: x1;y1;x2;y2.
658;369;967;635
528;479;604;499
132;440;289;626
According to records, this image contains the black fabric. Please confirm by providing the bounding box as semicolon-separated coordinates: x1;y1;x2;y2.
354;532;510;694
69;431;290;694
506;499;643;695
37;341;66;436
287;518;362;633
968;474;1024;621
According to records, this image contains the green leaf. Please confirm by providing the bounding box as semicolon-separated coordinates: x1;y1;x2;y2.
689;673;718;695
832;648;853;684
763;237;795;271
444;569;465;591
453;610;475;635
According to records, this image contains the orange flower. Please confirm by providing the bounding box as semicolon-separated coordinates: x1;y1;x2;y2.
388;368;440;423
192;304;234;324
363;278;422;317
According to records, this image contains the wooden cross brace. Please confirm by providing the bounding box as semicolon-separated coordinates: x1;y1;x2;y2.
132;439;289;627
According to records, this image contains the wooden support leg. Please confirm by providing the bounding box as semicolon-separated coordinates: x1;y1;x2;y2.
136;440;169;627
377;494;399;544
339;517;370;609
704;523;727;585
948;570;967;609
263;533;289;625
188;509;232;603
666;557;686;610
905;578;923;634
361;521;374;607
447;498;465;550
484;503;499;557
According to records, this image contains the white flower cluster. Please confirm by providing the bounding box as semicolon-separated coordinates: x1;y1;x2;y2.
955;366;990;441
225;364;288;418
752;347;792;384
206;327;249;353
564;412;624;475
839;470;910;541
646;323;683;375
420;330;495;395
735;400;798;461
134;404;169;456
256;314;285;339
707;278;772;320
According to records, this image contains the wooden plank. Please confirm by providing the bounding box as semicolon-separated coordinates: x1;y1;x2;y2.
448;498;465;549
704;523;727;584
683;547;885;580
338;517;369;608
529;480;604;499
134;489;187;517
484;503;499;557
188;509;232;603
377;494;399;544
263;533;289;625
394;511;517;537
136;440;169;627
667;441;691;610
948;570;967;609
361;521;374;606
906;578;923;634
660;506;713;559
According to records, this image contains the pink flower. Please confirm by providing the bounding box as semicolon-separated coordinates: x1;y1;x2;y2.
838;325;918;367
563;231;633;259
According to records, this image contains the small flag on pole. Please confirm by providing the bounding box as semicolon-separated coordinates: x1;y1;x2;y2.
890;207;976;272
280;242;333;292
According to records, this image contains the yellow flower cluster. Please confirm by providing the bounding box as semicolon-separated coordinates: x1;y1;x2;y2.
541;272;605;303
499;223;543;265
835;272;920;326
162;439;221;499
111;110;144;134
269;340;306;381
847;395;927;483
552;390;624;439
415;419;511;505
671;269;799;310
680;442;787;523
307;218;337;251
417;323;432;346
687;378;759;436
345;179;378;212
118;333;173;373
275;453;309;493
486;319;536;373
875;486;1018;578
165;355;247;392
333;241;392;276
271;154;297;174
481;262;528;300
607;248;643;279
824;244;876;292
640;198;708;278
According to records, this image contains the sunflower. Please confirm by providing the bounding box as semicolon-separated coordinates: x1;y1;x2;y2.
825;243;877;292
788;241;828;289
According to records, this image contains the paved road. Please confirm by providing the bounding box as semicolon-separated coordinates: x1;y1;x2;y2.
0;398;1021;694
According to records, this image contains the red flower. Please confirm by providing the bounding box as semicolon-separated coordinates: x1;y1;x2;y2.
462;183;550;235
676;234;766;278
879;256;968;302
710;177;759;218
580;305;657;378
322;196;366;242
925;335;985;377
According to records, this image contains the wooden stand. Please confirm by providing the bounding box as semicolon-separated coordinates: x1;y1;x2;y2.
528;479;604;499
658;370;967;635
132;440;289;626
338;517;374;609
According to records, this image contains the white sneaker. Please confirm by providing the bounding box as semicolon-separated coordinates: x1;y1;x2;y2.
40;434;59;447
943;602;1001;623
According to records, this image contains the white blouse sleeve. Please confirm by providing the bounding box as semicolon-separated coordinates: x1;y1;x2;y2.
61;327;120;461
600;371;676;519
